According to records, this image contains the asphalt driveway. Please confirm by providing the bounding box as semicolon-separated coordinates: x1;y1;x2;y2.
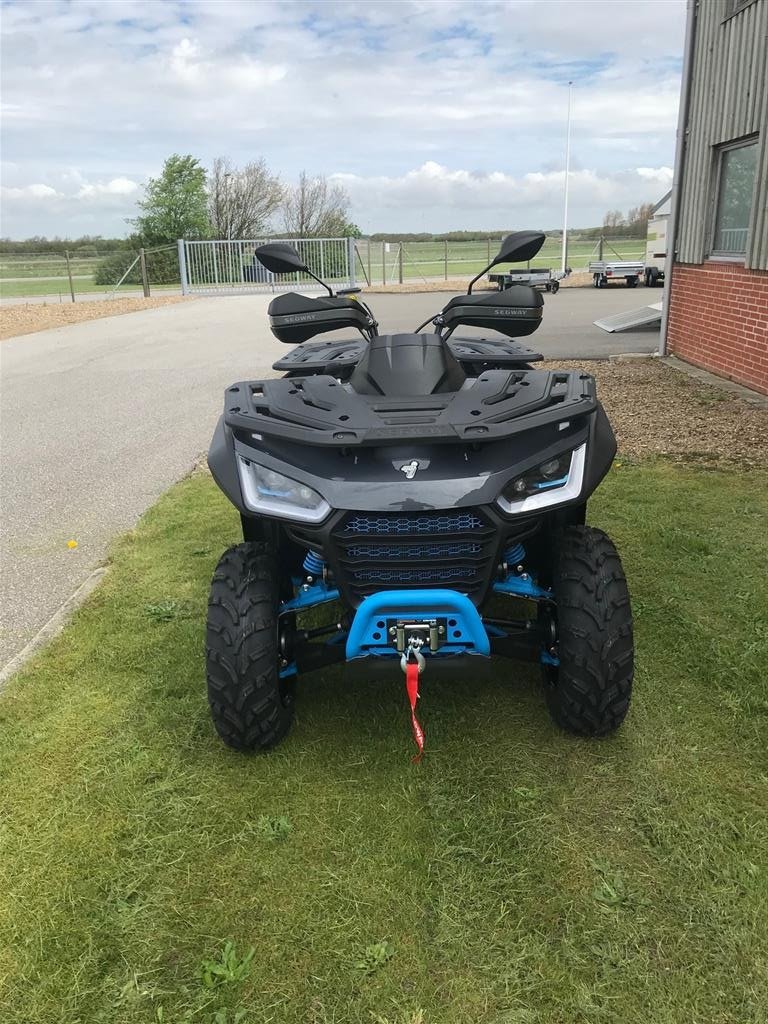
0;287;658;670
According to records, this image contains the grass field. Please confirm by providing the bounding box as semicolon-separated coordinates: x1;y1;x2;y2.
0;278;180;299
0;239;645;297
1;461;766;1023
356;238;645;284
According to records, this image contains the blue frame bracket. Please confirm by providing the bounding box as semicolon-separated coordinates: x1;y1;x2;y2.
493;574;552;601
280;578;340;615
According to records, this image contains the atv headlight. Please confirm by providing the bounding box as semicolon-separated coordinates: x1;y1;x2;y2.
237;456;330;523
497;443;587;514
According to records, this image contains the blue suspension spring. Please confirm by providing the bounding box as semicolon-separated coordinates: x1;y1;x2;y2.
504;543;526;566
303;550;325;577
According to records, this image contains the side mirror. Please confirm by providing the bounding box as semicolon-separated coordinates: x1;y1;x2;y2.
254;243;308;275
466;230;546;293
491;231;546;267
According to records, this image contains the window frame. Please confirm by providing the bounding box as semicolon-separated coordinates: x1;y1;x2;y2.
707;135;759;262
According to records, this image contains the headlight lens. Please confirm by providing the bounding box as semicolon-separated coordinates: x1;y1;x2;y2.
497;443;587;514
237;456;330;523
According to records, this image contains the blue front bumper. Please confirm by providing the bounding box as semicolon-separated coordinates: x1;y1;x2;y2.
345;589;491;659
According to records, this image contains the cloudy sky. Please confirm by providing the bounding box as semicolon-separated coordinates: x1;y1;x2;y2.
1;0;686;239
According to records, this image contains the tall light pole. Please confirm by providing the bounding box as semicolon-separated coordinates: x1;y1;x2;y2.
561;81;572;274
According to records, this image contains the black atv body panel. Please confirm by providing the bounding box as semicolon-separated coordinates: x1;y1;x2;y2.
271;335;545;376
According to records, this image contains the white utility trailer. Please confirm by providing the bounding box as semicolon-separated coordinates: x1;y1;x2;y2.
644;190;671;287
589;260;644;288
489;267;570;293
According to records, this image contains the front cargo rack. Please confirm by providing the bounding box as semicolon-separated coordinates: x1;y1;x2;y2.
224;368;596;447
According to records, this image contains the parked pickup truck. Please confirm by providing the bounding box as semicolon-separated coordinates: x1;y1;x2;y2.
588;261;644;288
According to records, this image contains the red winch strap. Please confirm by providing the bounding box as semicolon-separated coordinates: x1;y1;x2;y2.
405;659;425;763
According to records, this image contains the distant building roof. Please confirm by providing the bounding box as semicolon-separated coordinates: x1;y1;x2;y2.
651;190;672;217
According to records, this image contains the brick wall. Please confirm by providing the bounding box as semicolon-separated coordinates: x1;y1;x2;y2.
667;261;768;396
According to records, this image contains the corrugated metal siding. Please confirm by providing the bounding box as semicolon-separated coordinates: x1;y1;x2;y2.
677;0;768;270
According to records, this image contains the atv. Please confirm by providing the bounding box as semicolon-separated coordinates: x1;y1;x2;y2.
206;232;633;756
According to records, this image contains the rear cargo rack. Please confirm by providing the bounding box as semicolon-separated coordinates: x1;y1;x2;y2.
271;335;544;374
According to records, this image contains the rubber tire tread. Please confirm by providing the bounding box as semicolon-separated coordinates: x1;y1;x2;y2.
206;543;293;751
545;526;633;736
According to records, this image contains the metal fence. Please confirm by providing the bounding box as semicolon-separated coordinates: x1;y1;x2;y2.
352;237;648;285
179;238;354;295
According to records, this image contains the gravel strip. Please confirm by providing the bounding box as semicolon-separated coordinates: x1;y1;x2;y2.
546;358;768;467
0;296;190;340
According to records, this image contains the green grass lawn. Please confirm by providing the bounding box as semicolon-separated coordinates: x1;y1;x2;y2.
1;463;766;1023
0;279;181;299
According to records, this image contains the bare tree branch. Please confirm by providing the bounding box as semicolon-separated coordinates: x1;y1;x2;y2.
282;172;352;237
208;156;284;239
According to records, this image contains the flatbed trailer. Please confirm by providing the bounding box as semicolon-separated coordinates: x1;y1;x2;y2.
488;267;569;293
588;260;644;288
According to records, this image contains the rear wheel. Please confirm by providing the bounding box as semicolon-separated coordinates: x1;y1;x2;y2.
206;543;294;751
542;526;633;736
626;276;638;287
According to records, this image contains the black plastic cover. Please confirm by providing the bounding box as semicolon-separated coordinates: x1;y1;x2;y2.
349;334;465;396
439;286;543;337
271;336;544;375
268;292;372;343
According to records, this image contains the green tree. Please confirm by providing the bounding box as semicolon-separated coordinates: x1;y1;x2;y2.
132;154;209;245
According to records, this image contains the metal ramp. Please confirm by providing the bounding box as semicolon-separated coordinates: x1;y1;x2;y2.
594;302;663;333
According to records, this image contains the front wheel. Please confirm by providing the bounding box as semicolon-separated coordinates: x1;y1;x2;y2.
543;526;633;736
550;280;560;294
206;543;294;751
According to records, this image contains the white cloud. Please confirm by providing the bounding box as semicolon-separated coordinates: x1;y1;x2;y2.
1;183;63;200
0;0;686;237
332;163;674;231
76;177;140;199
170;38;202;82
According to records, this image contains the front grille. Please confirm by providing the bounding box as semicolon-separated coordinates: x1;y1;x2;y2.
346;541;482;559
344;511;485;535
332;508;497;605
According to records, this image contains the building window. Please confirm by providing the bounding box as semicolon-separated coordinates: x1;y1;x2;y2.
711;138;758;257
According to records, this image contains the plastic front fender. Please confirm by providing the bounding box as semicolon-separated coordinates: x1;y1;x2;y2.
208;415;247;514
583;402;617;498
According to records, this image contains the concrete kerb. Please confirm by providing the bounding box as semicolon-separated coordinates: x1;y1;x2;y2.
0;567;108;692
662;355;768;409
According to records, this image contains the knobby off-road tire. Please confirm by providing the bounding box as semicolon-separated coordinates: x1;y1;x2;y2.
206;543;294;751
544;526;633;736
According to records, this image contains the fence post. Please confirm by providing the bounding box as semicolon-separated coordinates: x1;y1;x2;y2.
398;243;403;284
346;237;356;288
487;238;491;263
139;248;150;297
177;240;189;295
599;235;604;261
65;250;75;303
444;239;448;281
382;242;386;286
366;241;372;287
